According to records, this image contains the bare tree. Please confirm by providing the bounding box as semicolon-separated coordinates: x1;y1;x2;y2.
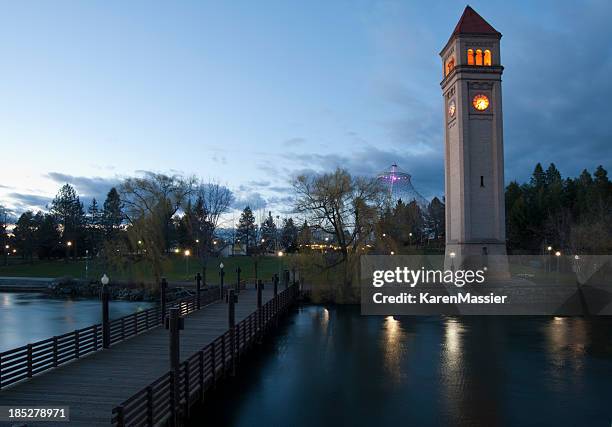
293;168;383;275
119;172;196;284
190;181;233;263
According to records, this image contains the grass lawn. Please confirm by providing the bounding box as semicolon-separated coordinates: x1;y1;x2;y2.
0;255;291;285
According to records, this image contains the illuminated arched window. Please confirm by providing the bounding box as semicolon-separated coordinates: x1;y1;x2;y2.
467;49;474;65
445;58;455;76
476;49;483;66
484;50;492;66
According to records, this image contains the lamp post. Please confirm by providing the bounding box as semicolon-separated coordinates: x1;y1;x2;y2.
219;262;225;300
546;246;553;272
85;249;89;280
101;274;110;349
184;249;191;275
277;250;284;278
66;241;72;262
555;251;561;282
449;251;456;273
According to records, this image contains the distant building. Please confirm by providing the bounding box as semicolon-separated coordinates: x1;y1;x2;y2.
377;164;428;210
220;242;247;257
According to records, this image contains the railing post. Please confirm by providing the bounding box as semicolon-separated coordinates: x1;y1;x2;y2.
184;361;190;417
257;280;263;341
75;329;80;358
102;284;110;349
235;267;241;293
202;266;207;289
165;307;183;426
169;370;177;427
198;350;204;401
196;272;202;310
273;274;279;326
161;278;168;325
228;289;236;375
219;264;225;301
93;324;98;350
146;386;153;426
211;342;216;385
53;336;58;367
165;308;184;373
27;344;33;377
115;406;125;427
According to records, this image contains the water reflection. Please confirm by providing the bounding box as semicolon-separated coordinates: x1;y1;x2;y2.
193;307;612;427
0;292;154;351
381;316;407;382
544;317;587;388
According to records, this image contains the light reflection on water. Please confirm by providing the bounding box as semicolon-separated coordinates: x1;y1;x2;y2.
0;292;154;351
193;305;612;427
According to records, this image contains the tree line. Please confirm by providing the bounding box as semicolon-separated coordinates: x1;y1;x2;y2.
506;163;611;254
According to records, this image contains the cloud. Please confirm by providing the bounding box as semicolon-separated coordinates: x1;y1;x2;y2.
282;145;443;200
247;180;271;187
500;1;612;181
7;193;53;211
231;192;267;210
283;137;306;146
45;172;121;198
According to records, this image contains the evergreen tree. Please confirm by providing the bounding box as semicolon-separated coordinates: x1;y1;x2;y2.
102;187;123;239
426;197;445;242
13;211;36;262
50;184;85;257
236;206;257;254
87;198;103;255
260;211;277;252
33;212;60;260
280;217;298;252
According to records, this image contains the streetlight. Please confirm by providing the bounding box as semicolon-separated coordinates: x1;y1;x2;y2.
85;249;89;280
277;251;284;257
101;274;110;348
66;241;72;262
555;251;561;281
390;251;395;255
449;251;456;273
184;250;191;274
174;248;180;254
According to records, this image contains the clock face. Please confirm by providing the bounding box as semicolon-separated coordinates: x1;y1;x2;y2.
472;94;490;111
448;100;456;117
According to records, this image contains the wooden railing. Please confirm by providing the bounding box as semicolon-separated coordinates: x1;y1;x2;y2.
111;284;298;427
0;287;220;390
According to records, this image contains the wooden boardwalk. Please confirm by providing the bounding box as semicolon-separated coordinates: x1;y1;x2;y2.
0;286;281;426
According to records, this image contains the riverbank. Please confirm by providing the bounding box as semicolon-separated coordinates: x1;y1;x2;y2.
0;276;194;301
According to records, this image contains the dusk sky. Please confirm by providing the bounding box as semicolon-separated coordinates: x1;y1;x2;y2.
1;0;611;219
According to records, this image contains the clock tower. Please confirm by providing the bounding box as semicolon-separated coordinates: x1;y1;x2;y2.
440;6;507;269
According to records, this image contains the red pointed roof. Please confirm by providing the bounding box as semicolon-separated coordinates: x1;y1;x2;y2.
451;6;500;37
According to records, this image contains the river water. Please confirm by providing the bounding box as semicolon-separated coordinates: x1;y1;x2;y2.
192;305;612;427
0;292;154;352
